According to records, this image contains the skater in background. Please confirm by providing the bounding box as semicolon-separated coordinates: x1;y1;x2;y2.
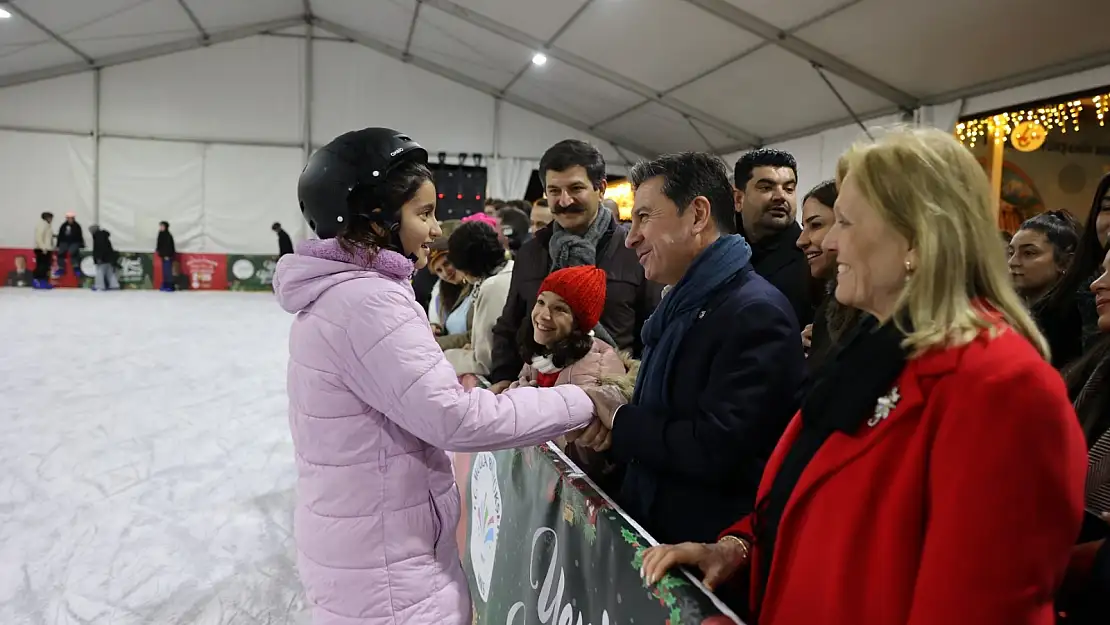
273;127;608;625
273;222;294;258
89;225;120;291
156;221;176;292
32;211;54;289
55;212;85;278
6;255;33;287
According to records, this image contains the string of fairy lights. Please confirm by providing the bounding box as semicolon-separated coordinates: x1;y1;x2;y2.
956;92;1110;148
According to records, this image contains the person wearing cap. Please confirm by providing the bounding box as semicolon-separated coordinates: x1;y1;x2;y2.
55;211;85;278
272;128;610;625
509;264;638;490
427;220;473;342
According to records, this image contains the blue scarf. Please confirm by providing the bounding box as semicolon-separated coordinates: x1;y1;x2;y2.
633;234;753;408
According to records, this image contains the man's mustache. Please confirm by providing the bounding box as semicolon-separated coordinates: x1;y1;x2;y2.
552;203;586;215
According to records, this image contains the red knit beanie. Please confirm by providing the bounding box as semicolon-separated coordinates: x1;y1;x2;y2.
537;265;606;332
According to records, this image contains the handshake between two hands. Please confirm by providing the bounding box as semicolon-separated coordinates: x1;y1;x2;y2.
564;386;625;453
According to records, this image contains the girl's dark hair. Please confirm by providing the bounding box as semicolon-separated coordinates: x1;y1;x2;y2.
448;221;506;278
803;179;838;208
497;206;531;252
160;221;170;228
516;313;594;369
1046;174;1110;311
41;211;53;220
1063;333;1110;443
338;160;434;254
437;279;465;318
1017;209;1081;269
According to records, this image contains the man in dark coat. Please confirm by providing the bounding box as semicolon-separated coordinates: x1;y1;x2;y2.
156;221;176;292
55;211;85;278
580;152;806;546
487;140;663;392
273;222;294;258
734;149;813;327
89;224;120;290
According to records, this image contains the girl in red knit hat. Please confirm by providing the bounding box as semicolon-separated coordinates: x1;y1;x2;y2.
509;265;638;489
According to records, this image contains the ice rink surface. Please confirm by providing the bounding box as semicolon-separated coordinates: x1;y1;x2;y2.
0;289;308;625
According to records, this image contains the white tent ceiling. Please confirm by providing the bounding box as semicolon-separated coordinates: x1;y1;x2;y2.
0;0;1108;157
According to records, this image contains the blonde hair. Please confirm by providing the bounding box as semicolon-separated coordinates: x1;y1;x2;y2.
837;126;1049;359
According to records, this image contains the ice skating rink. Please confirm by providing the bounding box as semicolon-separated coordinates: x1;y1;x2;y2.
0;289;308;625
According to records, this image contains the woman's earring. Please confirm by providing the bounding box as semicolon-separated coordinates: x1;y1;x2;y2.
904;259;913;283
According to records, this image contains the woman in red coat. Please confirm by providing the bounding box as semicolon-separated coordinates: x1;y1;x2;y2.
641;127;1088;625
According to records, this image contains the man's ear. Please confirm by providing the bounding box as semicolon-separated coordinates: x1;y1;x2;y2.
690;196;712;235
733;187;744;212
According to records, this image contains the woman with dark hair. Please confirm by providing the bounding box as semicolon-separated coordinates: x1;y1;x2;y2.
442;220;514;387
1009;210;1083;367
1045;174;1110;355
497;204;531;253
794;179;860;370
32;211;55;289
272;128;608;625
1057;247;1110;624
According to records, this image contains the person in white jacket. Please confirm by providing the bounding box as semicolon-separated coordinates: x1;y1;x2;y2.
442;220;514;388
32;212;55;289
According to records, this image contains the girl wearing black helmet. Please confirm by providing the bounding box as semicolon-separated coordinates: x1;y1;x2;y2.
273;128;610;625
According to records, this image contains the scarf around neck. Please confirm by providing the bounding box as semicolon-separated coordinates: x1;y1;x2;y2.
547;204;612;271
632;234;753;407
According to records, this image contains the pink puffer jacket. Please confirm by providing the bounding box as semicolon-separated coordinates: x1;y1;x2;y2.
274;239;594;625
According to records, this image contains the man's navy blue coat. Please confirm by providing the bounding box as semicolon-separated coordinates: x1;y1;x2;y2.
609;264;807;545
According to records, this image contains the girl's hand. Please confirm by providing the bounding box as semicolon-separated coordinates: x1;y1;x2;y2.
640;539;750;591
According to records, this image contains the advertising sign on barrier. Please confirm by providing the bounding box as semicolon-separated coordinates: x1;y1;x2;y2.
227;254;277;291
0;248;35;287
453;445;741;625
115;252;155;289
178;254;229;291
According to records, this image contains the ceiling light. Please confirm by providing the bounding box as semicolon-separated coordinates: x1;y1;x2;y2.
0;8;11;19
531;52;547;66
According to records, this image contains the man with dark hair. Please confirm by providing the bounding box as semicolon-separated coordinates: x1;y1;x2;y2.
734;148;813;326
483;198;504;217
487;140;662;392
273;222;294;258
156;221;176;292
530;198;553;234
583;152;806;546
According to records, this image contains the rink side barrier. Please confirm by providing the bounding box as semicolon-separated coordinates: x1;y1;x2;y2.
452;443;744;625
0;247;276;291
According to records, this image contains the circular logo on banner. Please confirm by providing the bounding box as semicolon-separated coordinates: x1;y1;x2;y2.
231;259;256;281
79;256;97;277
469;452;502;603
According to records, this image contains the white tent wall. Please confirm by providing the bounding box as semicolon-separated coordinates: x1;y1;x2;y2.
0;34;635;252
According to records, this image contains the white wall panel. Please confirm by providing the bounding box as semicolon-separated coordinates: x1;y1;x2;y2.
312;40;494;155
99;138;204;253
0;131;94;248
0;73;95;132
202;145;306;254
100;36;303;144
497;103;630;165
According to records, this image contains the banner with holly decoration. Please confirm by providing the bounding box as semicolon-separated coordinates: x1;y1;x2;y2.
453;444;743;625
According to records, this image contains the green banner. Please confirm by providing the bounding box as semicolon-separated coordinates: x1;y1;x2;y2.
454;445;741;625
227;254;278;291
114;252;155;290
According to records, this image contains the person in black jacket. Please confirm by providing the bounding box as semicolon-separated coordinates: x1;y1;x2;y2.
156;221;176;292
89;224;120;290
273;222;294;258
55;211;85;278
733;149;813;327
578;152;806;546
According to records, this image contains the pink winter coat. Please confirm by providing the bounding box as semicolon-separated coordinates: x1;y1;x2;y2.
273;239;594;625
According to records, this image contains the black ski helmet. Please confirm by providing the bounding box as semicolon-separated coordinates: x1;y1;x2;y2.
298;128;429;240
